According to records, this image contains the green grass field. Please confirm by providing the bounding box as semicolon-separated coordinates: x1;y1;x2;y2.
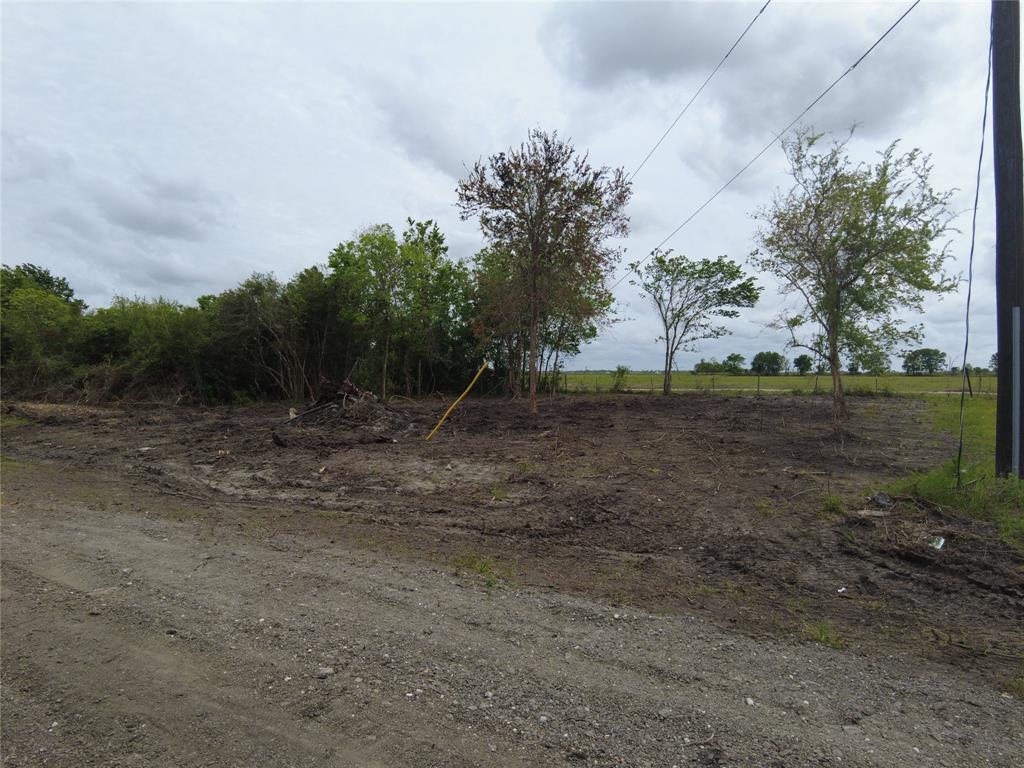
894;396;1023;549
562;370;996;396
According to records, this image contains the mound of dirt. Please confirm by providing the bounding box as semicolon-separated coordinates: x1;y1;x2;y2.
270;379;421;449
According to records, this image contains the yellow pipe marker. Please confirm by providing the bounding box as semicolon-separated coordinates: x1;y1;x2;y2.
425;361;489;441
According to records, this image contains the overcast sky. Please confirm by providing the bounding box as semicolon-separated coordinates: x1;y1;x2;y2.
1;1;1003;371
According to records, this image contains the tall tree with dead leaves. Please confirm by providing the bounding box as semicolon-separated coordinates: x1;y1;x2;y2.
457;129;631;413
752;129;955;426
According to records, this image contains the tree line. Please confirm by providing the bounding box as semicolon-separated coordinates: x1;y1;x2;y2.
690;349;994;377
2;127;960;423
0;215;619;404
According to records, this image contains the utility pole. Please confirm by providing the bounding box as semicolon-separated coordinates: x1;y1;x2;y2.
993;0;1023;477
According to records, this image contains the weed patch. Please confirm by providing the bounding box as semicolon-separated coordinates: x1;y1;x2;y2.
451;552;510;588
0;414;29;430
892;397;1024;550
801;620;845;649
1001;675;1024;699
821;494;845;516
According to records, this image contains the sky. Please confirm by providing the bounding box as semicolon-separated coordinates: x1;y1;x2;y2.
1;0;1003;371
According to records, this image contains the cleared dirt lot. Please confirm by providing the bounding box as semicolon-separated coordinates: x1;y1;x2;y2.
2;395;1022;766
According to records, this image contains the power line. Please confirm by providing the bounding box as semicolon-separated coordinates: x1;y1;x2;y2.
956;30;992;487
628;0;772;182
613;0;922;290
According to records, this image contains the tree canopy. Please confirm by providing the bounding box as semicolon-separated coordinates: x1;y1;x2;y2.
792;354;814;375
752;129;955;424
629;250;760;395
457;128;631;412
902;348;947;375
751;351;787;376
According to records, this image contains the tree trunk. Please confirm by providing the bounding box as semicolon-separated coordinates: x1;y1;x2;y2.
381;331;389;401
828;340;847;425
506;337;521;396
528;301;540;414
662;341;672;396
403;348;412;399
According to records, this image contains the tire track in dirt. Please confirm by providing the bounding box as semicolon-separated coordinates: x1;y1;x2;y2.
2;477;1022;767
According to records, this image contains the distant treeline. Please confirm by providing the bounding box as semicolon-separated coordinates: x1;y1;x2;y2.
0;219;596;404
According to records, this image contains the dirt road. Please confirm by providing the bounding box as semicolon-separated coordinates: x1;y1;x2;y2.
2;453;1021;767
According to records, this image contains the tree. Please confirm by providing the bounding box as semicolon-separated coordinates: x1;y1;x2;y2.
853;347;890;376
457;128;631;413
693;358;722;374
329;224;407;399
2;263;86;366
1;263;85;312
793;354;814;375
902;348;947;375
751;351;786;376
990;352;999;373
751;129;955;424
722;353;746;374
629;250;760;395
2;284;80;387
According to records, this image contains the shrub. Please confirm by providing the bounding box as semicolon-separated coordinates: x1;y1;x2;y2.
610;365;630;393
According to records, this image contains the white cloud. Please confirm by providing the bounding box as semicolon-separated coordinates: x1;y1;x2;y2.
0;0;998;369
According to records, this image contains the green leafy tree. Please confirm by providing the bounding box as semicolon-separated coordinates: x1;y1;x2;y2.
793;354;814;375
2;264;86;367
1;263;85;312
902;347;947;375
853;347;890;376
693;358;722;374
989;353;998;373
2;284;80;387
751;129;955;424
630;250;760;395
328;220;474;398
722;353;746;374
395;219;474;396
751;351;786;376
457;128;631;413
329;224;407;399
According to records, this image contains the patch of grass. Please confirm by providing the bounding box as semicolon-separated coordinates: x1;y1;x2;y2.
801;619;846;649
316;510;341;520
562;371;995;396
892;397;1024;550
721;580;744;602
1001;675;1024;699
0;414;28;429
683;583;718;598
516;461;534;474
353;535;379;550
0;455;27;473
784;596;809;614
821;494;845;516
489;482;509;501
451;552;507;588
754;498;778;517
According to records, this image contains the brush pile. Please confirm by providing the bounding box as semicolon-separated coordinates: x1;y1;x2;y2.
271;378;420;448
